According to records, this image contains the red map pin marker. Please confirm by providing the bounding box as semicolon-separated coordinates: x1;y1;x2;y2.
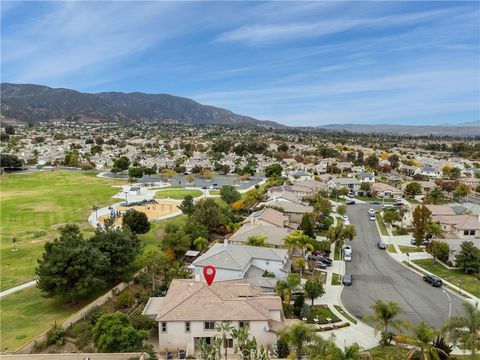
203;265;216;286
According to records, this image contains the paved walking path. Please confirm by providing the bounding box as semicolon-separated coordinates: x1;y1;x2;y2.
0;280;37;298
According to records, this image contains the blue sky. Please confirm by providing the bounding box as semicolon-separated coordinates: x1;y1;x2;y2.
1;1;479;126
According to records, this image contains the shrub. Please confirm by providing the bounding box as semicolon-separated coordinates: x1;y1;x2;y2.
130;314;157;331
71;320;93;350
46;323;66;346
116;290;135;309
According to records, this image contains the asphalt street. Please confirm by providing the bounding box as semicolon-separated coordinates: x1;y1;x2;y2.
340;203;466;329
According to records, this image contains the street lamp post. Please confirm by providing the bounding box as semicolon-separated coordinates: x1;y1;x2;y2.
124;191;128;203
442;289;452;342
406;253;410;267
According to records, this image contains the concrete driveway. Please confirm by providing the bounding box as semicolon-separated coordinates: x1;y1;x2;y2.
340;203;466;329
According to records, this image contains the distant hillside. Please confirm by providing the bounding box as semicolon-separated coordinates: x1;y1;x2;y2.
318;123;480;137
0;83;279;127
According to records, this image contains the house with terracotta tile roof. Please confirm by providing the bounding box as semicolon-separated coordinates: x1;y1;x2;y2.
143;279;284;355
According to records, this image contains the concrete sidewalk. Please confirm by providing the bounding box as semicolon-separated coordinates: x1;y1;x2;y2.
0;280;37;298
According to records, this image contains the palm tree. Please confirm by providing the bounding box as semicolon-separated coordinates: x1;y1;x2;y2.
216;321;234;360
246;235;268;247
283;230;310;256
232;326;257;360
194;236;209;252
294;258;306;277
307;336;362;360
405;321;449;360
444;302;480;359
275;273;301;306
365;300;403;346
428;222;443;240
342;224;357;242
280;323;316;360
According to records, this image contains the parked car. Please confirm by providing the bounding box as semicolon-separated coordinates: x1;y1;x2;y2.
410;238;430;246
370;200;381;205
347;194;355;199
342;273;352;286
383;204;394;209
394;196;402;202
368;208;376;215
318;255;333;266
346;200;355;205
291;291;304;300
423;274;442;287
315;261;328;269
344;254;352;262
344;219;350;225
369;214;376;221
344;245;352;254
201;185;208;189
307;254;321;261
377;241;387;250
343;215;349;221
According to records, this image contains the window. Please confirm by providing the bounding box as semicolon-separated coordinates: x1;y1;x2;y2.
239;321;249;328
185;322;190;332
464;230;475;236
226;339;234;348
161;322;167;333
204;321;215;330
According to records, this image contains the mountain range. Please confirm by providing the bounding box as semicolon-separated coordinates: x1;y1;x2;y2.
0;83;278;127
1;83;478;136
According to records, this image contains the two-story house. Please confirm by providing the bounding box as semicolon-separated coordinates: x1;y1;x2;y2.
143;279;285;356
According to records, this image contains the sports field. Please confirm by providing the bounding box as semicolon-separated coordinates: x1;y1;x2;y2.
0;171;124;290
154;188;203;200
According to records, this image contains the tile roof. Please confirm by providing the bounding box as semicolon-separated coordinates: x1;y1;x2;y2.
155;279;283;322
433;215;480;230
244;207;288;227
229;223;291;247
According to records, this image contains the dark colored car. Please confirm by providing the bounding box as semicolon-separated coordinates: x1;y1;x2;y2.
346;200;355;205
315;261;328;269
370;200;381;204
342;274;352;286
318;255;333;265
308;254;321;261
291;291;304;301
201;185;208;189
423;274;442;287
377;241;387;250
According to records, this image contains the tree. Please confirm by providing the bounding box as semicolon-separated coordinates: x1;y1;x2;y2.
122;209;150;234
275;273;301;305
299;213;315;238
445;302;480;359
383;208;401;231
201;168;214;181
246;235;268;247
425;187;445;204
307;337;361;360
327;223;345;249
342;224;357;242
388;154;399;169
303;279;325;307
294;258;306;277
231;326;257;360
265;163;283;178
279;323;316;360
5;125;15;135
191;198;223;231
430;241;449;263
36;225;108;302
455;241;480;274
220;185;241;204
215;321;234;360
454;184;470;200
90;226;141;282
428;221;443;240
92;312;148;353
0;154;23;167
128;166;144;179
412;205;432;245
336;205;347;216
366;154;379;169
405;321;445;360
161;168;177;181
405;182;422;198
231;200;245;212
193;236;209;252
178;195;195;215
113;156;130;171
313;195;332;216
161;224;192;258
138;248;168;290
283;230;310;256
365;300;403;346
360;182;372;194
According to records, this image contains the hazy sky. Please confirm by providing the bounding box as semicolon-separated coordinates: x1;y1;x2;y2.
1;1;479;126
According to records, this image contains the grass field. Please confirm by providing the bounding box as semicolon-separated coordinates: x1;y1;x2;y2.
399;245;424;253
412;259;480;298
333;304;357;324
331;273;341;285
139;214;187;251
376;213;389;236
154;188;203;200
387;244;397;253
0;171;124;290
0;286;86;351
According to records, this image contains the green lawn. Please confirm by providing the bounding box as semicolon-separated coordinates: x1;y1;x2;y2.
305;305;340;324
387;244;397;253
0;171;124;290
139;214;187;251
155;188;203;200
331;273;341;286
333;305;357;324
399;245;424;253
209;190;221;196
412;259;480;298
0;286;85;352
376;213;389;236
334;243;341;260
